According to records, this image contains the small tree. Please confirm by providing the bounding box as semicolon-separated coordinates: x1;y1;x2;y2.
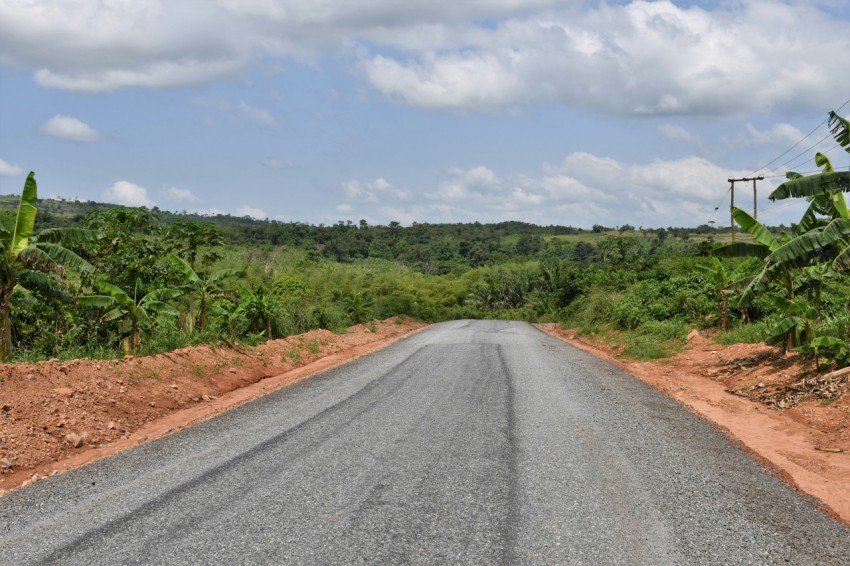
165;220;224;270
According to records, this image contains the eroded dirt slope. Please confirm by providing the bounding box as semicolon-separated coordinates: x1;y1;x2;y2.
0;318;426;493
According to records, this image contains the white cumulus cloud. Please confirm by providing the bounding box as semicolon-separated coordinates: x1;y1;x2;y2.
0;158;23;176
40;114;100;142
342;177;409;202
746;123;806;146
1;1;846;118
162;186;201;203
357;152;775;227
102;181;155;207
236;205;268;219
359;1;850;116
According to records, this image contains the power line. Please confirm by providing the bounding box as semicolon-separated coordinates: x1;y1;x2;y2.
769;131;835;172
781;142;845;173
752;96;850;175
708;185;733;225
757;200;805;220
760;169;822;179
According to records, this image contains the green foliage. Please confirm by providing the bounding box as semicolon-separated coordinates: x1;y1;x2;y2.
12;161;850;364
796;336;850;371
0;173;99;360
606;320;687;361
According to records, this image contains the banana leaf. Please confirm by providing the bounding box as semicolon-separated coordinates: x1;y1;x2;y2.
167;253;201;285
768;316;801;345
25;243;95;272
731;207;778;250
832;192;850;220
209;267;244;283
765;229;825;266
822;217;850;243
96;281;133;305
16;270;72;303
36;227;103;244
829;111;850;151
815;152;834;173
833;246;850;271
11;172;37;256
712;242;770;259
77;295;117;308
770;172;850;200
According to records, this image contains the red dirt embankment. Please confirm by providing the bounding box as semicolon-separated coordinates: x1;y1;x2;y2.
537;324;850;526
0;318;426;494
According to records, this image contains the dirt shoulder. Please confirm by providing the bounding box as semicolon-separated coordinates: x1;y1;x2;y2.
0;318;427;494
536;324;850;526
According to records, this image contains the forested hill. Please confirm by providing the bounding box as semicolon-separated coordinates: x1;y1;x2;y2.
8;194;736;274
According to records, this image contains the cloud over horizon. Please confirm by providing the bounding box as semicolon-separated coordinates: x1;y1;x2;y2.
102;181;155;207
335;151;780;228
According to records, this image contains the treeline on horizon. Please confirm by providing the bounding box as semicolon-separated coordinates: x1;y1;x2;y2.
11;192;769;273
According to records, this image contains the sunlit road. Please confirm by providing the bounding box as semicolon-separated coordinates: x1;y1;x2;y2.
2;320;849;565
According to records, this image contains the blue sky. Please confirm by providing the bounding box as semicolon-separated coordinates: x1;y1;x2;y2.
1;0;849;228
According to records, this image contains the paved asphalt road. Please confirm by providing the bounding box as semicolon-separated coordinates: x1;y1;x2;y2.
2;320;849;565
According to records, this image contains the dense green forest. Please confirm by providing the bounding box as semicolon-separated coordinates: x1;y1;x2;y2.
3;111;849;368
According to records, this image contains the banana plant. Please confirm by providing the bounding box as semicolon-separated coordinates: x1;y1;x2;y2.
795;336;850;371
713;207;794;306
694;256;750;330
167;253;242;332
0;172;101;360
237;286;282;339
765;295;819;352
769;111;850;203
78;280;180;352
766;113;850;273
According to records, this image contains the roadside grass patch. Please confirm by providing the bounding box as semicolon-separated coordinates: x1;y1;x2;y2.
605;319;688;361
718;318;773;345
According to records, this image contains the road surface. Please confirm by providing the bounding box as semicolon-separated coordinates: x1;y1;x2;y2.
1;320;849;564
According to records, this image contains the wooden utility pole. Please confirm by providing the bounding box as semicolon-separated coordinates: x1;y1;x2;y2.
728;176;765;242
729;179;735;242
